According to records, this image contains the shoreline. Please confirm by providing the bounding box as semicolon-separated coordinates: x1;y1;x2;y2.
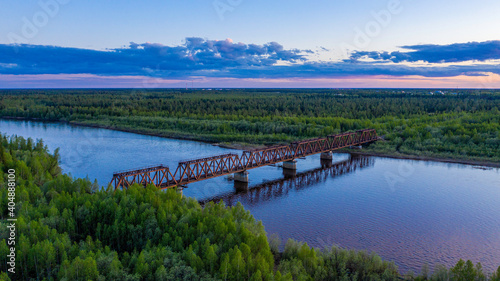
2;116;499;168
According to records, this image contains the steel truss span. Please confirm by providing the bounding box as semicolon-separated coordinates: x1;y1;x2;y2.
110;129;378;190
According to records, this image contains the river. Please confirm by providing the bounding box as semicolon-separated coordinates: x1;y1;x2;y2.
1;119;499;274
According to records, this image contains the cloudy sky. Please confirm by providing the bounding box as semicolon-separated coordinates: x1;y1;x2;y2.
1;0;500;88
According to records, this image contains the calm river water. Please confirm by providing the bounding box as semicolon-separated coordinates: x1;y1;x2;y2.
1;119;499;274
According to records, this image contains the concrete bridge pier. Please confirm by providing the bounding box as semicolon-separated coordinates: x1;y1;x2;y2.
282;160;297;170
177;186;185;198
321;151;333;160
234;171;249;183
320;151;333;168
282;160;297;178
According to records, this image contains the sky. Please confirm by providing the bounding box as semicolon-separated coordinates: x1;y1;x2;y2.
1;0;500;88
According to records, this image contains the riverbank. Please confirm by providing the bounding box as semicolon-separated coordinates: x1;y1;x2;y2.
2;116;499;168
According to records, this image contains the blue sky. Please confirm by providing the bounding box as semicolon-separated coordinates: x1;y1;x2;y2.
1;0;500;88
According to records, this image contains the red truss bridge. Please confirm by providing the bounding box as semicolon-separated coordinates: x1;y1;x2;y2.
110;129;378;190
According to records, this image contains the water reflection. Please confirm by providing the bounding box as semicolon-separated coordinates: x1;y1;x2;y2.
201;156;374;207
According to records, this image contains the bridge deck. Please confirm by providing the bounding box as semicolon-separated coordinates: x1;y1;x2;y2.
110;129;378;190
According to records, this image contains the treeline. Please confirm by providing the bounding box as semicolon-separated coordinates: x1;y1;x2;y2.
1;134;500;280
1;89;498;163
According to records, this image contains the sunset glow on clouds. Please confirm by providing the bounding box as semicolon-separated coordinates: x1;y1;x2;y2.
1;0;499;88
1;39;500;88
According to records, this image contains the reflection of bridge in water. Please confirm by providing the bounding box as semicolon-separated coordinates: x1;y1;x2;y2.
110;129;378;190
200;155;375;207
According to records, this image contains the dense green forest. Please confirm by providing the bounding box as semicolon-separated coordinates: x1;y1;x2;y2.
0;89;499;164
1;134;500;280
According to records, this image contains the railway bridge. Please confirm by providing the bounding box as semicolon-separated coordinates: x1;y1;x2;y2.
110;129;378;190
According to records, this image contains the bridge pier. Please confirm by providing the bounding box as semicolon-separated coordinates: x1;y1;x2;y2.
320;151;333;160
282;160;297;170
177;186;184;198
234;171;249;183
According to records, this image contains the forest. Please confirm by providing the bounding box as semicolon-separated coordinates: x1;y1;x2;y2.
0;89;499;165
1;134;500;280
